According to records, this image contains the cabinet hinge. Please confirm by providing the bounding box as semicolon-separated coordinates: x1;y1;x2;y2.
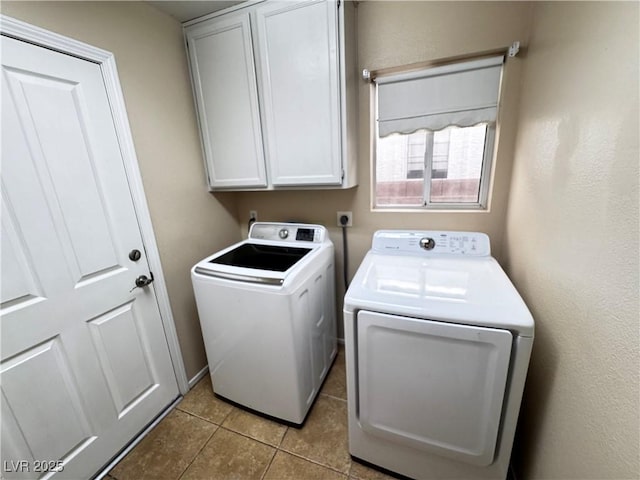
337;0;341;8
341;169;345;181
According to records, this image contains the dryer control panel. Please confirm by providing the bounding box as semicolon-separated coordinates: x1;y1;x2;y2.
249;222;326;243
372;230;491;256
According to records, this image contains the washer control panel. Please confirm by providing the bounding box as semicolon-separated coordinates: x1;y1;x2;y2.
250;223;326;243
372;230;491;256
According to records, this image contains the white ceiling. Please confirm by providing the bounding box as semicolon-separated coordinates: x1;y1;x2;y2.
148;1;246;23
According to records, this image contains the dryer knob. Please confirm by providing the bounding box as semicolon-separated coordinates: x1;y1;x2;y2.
420;237;436;250
279;228;289;239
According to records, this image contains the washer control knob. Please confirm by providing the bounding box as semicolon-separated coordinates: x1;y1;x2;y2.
278;228;289;239
420;237;436;250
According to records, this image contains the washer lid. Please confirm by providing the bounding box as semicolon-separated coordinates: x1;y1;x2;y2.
193;236;326;286
344;252;534;337
208;243;312;272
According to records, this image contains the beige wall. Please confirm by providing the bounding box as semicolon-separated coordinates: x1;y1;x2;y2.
236;1;533;336
1;1;241;380
504;2;640;478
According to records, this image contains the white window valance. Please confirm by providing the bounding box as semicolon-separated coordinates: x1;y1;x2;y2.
376;56;504;137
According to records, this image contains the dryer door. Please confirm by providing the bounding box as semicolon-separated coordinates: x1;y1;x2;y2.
356;310;512;466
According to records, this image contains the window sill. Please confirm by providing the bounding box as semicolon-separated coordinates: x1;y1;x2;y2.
370;206;491;214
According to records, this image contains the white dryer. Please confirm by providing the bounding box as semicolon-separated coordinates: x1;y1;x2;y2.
344;230;534;479
192;222;337;425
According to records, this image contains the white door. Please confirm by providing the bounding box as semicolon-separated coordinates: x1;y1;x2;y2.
356;310;512;467
1;35;179;479
254;0;342;186
186;11;268;189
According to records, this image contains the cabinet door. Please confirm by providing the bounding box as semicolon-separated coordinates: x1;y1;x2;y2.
186;13;267;189
356;310;512;467
254;0;342;186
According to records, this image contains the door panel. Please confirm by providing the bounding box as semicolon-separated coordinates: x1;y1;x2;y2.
356;310;512;467
87;302;157;416
0;200;45;309
4;67;121;282
1;35;178;479
1;338;95;463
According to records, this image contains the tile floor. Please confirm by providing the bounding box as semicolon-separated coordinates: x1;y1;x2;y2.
107;349;394;480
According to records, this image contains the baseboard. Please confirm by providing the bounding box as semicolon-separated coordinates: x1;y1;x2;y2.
188;364;209;389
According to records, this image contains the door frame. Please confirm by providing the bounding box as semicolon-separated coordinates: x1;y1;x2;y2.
0;14;190;395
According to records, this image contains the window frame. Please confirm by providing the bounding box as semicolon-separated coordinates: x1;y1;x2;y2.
421;124;495;210
371;60;502;212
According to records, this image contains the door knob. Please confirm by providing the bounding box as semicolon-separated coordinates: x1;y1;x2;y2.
130;272;154;292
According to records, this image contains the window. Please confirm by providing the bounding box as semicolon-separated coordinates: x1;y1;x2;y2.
373;56;503;209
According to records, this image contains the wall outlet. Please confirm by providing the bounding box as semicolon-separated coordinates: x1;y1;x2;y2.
249;210;258;221
337;211;353;227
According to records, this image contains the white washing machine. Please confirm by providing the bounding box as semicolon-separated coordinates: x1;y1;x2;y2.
344;230;534;479
192;222;337;425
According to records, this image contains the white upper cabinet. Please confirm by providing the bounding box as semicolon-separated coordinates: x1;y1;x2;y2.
184;0;357;191
186;12;268;188
254;0;341;186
